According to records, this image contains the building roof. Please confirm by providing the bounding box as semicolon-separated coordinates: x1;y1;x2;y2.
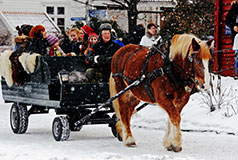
0;11;60;35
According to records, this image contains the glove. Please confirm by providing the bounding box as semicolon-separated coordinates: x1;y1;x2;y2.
94;55;106;64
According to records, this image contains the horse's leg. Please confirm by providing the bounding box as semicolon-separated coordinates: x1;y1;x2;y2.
109;75;140;146
163;119;172;150
118;89;140;146
173;92;190;113
162;91;190;152
161;103;182;152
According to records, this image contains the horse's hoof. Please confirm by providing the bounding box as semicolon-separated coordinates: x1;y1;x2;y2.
126;142;136;147
125;136;136;147
171;145;182;152
166;145;173;151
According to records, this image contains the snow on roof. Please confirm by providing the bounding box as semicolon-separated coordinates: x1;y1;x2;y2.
1;11;60;35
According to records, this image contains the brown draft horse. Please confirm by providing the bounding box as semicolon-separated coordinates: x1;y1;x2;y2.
109;34;213;152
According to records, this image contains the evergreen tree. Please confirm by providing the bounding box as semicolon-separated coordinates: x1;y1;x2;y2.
160;0;214;39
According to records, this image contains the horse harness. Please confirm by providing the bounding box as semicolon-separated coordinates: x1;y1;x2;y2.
112;44;199;103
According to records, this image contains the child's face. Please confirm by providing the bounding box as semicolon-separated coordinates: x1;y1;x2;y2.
79;30;85;41
70;31;79;42
90;36;97;45
53;41;59;48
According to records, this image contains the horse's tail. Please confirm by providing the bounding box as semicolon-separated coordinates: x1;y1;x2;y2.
110;44;143;139
110;45;129;120
109;74;123;137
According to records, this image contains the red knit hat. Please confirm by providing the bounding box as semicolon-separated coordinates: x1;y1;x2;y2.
81;26;94;35
89;33;98;39
47;35;59;46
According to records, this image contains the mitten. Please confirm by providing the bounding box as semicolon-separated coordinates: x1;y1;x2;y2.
94;55;105;64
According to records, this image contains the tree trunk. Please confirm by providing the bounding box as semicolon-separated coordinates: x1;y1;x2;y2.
127;1;138;35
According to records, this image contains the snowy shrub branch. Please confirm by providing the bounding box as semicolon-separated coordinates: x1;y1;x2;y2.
200;74;238;117
0;33;11;46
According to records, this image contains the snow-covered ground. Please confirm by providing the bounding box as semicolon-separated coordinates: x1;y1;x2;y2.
0;75;238;160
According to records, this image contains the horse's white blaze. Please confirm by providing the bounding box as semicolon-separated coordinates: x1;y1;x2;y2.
202;60;210;90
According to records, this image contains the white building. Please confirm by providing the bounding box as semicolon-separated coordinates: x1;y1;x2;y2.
0;0;85;31
0;0;175;32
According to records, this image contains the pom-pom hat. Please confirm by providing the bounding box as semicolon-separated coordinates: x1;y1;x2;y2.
47;35;59;46
89;33;98;39
81;26;94;35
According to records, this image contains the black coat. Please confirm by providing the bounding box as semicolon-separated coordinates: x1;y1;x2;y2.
225;3;238;45
60;36;72;54
28;38;48;55
86;38;121;81
70;41;81;56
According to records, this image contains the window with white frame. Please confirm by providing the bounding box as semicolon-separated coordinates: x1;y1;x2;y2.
46;6;54;15
57;7;65;15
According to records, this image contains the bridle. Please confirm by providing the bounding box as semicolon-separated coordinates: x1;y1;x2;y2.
174;49;203;89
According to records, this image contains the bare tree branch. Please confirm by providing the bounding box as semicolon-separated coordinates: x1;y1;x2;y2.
124;0;130;5
110;0;128;8
73;0;94;7
73;0;86;4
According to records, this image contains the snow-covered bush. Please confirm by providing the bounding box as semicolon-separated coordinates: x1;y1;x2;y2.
200;74;238;117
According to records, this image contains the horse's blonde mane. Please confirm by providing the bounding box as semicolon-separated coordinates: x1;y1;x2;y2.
169;34;211;61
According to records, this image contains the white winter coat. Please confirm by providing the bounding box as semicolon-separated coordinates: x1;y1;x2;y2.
140;32;162;48
233;34;238;50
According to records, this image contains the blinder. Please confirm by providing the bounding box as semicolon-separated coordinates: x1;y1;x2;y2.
183;50;205;89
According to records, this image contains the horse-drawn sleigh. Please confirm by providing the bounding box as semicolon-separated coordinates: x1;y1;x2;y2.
0;34;213;152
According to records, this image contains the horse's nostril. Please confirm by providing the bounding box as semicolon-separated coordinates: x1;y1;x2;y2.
201;85;205;89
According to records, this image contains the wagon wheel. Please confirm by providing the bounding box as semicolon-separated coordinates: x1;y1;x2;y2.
52;116;70;141
10;103;29;134
110;114;122;141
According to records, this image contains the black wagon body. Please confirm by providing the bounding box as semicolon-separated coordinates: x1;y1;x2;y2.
1;56;119;141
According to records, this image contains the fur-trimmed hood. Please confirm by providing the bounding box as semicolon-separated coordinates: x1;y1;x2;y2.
145;31;160;40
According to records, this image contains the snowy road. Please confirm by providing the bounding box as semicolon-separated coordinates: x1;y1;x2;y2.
0;102;238;160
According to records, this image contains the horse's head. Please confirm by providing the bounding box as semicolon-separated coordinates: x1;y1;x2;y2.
185;38;213;91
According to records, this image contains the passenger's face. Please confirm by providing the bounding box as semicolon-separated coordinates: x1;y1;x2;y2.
101;30;111;43
148;26;157;36
70;31;79;42
42;31;47;38
89;36;97;45
79;30;84;41
52;41;59;48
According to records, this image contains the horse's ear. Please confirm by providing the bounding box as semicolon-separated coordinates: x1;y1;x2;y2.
192;38;200;51
206;38;214;48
